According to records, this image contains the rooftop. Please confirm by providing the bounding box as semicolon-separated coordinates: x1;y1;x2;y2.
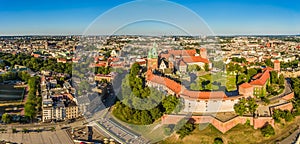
249;70;270;86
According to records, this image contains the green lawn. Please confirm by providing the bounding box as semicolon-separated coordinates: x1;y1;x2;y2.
226;75;237;92
196;73;237;92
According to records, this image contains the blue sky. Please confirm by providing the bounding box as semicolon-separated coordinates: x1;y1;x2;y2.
0;0;299;35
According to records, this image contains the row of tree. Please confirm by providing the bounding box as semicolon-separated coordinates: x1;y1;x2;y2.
0;52;72;75
24;76;41;121
113;94;180;125
272;109;294;123
291;78;300;116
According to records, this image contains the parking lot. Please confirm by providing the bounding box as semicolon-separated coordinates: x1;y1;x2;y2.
0;129;73;144
96;118;148;144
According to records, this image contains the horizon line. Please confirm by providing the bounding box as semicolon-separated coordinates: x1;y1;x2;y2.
0;34;300;37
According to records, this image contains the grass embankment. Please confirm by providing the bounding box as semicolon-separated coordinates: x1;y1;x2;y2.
160;116;300;144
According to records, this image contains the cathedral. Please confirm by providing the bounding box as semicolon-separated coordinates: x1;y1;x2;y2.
147;43;210;74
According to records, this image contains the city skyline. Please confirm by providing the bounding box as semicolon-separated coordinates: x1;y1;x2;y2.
0;0;300;35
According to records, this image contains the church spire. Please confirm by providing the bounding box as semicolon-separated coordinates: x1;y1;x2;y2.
147;42;158;59
151;42;158;59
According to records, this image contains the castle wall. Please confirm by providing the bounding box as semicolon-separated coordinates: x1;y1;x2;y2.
161;115;273;133
270;102;294;113
281;92;294;101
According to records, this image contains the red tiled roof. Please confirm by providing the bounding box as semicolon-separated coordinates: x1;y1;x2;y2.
239;82;253;89
160;49;197;59
179;60;187;66
250;70;270;86
108;57;119;62
147;70;227;99
110;62;124;67
183;56;209;64
181;89;227;99
137;61;147;65
57;58;67;62
147;71;181;94
199;91;227;99
252;73;262;79
263;67;274;71
33;54;40;58
90;62;106;67
169;49;196;56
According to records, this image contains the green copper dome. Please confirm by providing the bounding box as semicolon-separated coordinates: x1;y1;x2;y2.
148;43;158;59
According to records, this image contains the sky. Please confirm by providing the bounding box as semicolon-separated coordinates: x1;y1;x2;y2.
0;0;299;35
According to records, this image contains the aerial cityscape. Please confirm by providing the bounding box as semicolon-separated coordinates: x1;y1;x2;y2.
0;0;300;144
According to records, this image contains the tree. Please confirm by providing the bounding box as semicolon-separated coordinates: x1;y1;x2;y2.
130;63;140;76
278;74;285;86
272;109;282;123
24;102;36;120
1;113;11;124
234;64;243;73
140;110;153;125
150;107;162;120
237;73;249;84
162;95;179;114
176;122;195;139
248;98;258;115
247;68;257;78
260;124;275;137
214;137;224;144
265;59;273;67
283;110;294;122
227;63;236;72
270;71;278;84
204;63;209;72
122;106;134;121
234;98;247;116
188;64;201;72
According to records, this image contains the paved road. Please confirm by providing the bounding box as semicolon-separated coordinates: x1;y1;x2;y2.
270;79;293;101
277;127;300;144
89;76;150;144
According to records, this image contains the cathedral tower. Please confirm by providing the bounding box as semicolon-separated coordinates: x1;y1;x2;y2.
147;43;158;70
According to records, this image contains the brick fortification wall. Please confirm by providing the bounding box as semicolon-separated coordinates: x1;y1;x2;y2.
270;102;294;114
161;115;274;133
281;92;294;101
